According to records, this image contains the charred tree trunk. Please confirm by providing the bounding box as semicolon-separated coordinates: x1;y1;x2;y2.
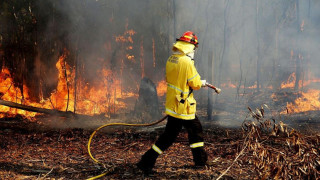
236;0;246;101
308;0;311;18
64;58;70;111
134;77;160;122
207;51;213;121
0;99;72;118
294;55;302;91
172;0;176;38
217;0;230;103
294;0;302;91
273;25;280;90
256;0;261;92
74;50;78;114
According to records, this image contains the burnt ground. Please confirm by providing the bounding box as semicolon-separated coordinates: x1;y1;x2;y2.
0;115;319;180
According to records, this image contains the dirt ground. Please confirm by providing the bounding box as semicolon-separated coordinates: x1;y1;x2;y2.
0;116;319;180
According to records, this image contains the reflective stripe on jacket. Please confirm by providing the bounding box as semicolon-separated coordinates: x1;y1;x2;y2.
165;41;202;120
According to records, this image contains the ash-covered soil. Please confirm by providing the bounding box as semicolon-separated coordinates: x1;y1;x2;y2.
0;116;319;180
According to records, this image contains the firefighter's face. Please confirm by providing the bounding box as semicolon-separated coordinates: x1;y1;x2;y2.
187;49;196;60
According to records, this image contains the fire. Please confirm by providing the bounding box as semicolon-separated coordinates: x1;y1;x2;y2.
281;72;297;89
126;54;135;61
115;29;136;43
115;29;136;62
285;89;320;114
0;24;167;120
75;68;137;115
0;51;76;119
221;81;237;88
220;81;270;89
279;71;320;114
156;80;167;97
281;72;320;89
0;50;140;119
49;51;75;111
0;67;38;119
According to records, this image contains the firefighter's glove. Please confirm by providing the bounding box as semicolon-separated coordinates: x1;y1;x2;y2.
201;80;207;87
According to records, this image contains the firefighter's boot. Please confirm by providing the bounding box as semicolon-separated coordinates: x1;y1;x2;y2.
191;147;208;167
137;149;159;175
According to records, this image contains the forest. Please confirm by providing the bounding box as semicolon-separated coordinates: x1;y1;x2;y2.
0;0;319;179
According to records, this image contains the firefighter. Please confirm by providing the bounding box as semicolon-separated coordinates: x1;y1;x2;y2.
137;31;208;174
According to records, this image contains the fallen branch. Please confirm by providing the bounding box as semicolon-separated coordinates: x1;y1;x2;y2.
0;99;94;120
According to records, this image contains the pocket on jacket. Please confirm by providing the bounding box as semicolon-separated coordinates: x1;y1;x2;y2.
175;95;188;114
187;97;196;114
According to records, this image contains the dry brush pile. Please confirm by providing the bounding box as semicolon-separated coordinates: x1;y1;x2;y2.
227;105;320;179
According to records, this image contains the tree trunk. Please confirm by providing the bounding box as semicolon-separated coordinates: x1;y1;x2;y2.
74;50;78;113
207;51;213;120
0;99;72;118
236;0;246;101
294;0;302;91
216;0;230;103
134;77;160;122
308;0;311;18
0;99;109;122
172;0;176;38
63;58;70;111
217;0;230;89
256;0;261;92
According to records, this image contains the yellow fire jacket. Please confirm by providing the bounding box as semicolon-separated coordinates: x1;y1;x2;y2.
165;41;203;120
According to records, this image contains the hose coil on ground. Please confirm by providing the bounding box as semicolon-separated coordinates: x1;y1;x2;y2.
87;115;168;179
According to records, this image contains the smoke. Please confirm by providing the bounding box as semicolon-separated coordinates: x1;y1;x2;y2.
2;0;320;128
170;0;320;127
32;0;320;126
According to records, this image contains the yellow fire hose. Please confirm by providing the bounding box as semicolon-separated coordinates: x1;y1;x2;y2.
87;115;168;180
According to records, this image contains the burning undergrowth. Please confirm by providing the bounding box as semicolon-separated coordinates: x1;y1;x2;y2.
0;49;167;122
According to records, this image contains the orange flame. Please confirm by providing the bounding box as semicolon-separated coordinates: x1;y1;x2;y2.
279;71;320;114
221;81;237;89
281;72;297;89
49;51;75;111
284;89;320;114
0;68;38;119
281;72;320;89
156;80;167;97
115;29;136;61
0;50;140;119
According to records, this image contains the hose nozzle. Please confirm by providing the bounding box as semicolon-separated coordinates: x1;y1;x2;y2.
205;83;221;94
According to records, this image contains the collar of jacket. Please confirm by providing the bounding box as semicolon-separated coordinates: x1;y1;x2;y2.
172;41;195;54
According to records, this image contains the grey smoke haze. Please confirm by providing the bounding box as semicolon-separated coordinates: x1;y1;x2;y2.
43;0;319;84
47;0;320;110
